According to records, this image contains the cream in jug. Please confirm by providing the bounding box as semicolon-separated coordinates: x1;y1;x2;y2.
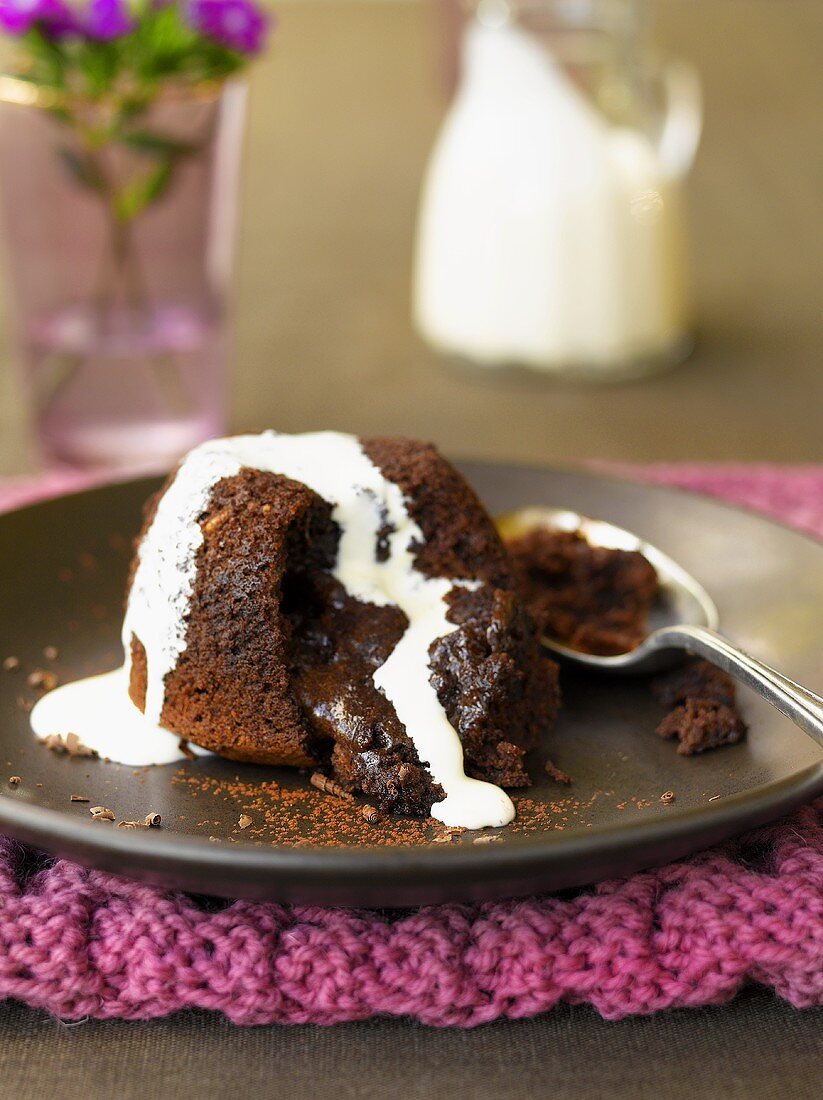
413;10;701;377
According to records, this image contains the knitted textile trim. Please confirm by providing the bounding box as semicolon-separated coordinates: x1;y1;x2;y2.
0;465;821;1026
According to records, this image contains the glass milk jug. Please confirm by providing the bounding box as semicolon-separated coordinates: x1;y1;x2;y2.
413;0;702;379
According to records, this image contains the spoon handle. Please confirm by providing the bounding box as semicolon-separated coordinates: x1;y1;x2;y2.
654;624;823;751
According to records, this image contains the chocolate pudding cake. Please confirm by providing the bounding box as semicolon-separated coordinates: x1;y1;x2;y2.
31;432;745;837
121;432;560;826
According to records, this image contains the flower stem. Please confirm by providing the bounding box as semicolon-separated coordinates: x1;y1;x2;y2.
38;110;195;422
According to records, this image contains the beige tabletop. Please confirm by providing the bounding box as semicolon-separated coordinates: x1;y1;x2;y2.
0;0;821;475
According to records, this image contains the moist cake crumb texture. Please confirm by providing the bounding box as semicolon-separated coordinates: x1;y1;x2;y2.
506;526;659;655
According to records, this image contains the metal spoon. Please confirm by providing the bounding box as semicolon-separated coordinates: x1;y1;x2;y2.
497;506;823;750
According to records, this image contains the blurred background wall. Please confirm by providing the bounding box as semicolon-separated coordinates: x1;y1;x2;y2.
0;0;820;473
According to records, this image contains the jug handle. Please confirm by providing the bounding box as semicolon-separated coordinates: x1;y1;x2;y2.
656;57;703;180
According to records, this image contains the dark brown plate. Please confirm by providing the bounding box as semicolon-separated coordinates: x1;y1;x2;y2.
0;464;821;906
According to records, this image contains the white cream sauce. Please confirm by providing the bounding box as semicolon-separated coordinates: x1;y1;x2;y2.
30;668;210;766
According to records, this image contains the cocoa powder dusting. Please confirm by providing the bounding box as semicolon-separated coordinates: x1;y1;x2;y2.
171;770;609;848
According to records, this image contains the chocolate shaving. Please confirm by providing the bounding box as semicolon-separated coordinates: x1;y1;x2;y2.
70;794;89;802
2;656;19;672
544;760;572;785
144;812;162;827
361;804;380;824
472;834;502;844
40;732;97;758
660;790;675;804
237;814;253;829
310;772;354;801
118;820;141;829
27;669;58;692
89;806;115;821
8;776;20;787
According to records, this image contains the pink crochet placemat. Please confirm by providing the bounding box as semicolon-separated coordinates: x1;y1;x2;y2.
0;464;821;1027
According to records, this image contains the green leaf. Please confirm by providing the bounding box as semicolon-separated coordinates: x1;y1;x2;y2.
119;131;199;157
76;40;123;100
57;148;106;193
118;98;151;124
114;160;174;222
47;106;73;126
22;27;68;89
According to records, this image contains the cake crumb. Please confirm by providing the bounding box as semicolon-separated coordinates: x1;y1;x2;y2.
8;775;20;787
657;698;746;755
472;834;502;844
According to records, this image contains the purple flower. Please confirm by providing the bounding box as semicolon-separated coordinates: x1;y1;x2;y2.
84;0;134;40
0;0;72;35
188;0;269;55
0;0;134;38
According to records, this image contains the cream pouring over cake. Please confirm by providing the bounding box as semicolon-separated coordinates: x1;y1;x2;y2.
31;431;559;829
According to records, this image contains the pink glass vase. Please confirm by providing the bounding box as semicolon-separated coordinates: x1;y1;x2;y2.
0;79;247;472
